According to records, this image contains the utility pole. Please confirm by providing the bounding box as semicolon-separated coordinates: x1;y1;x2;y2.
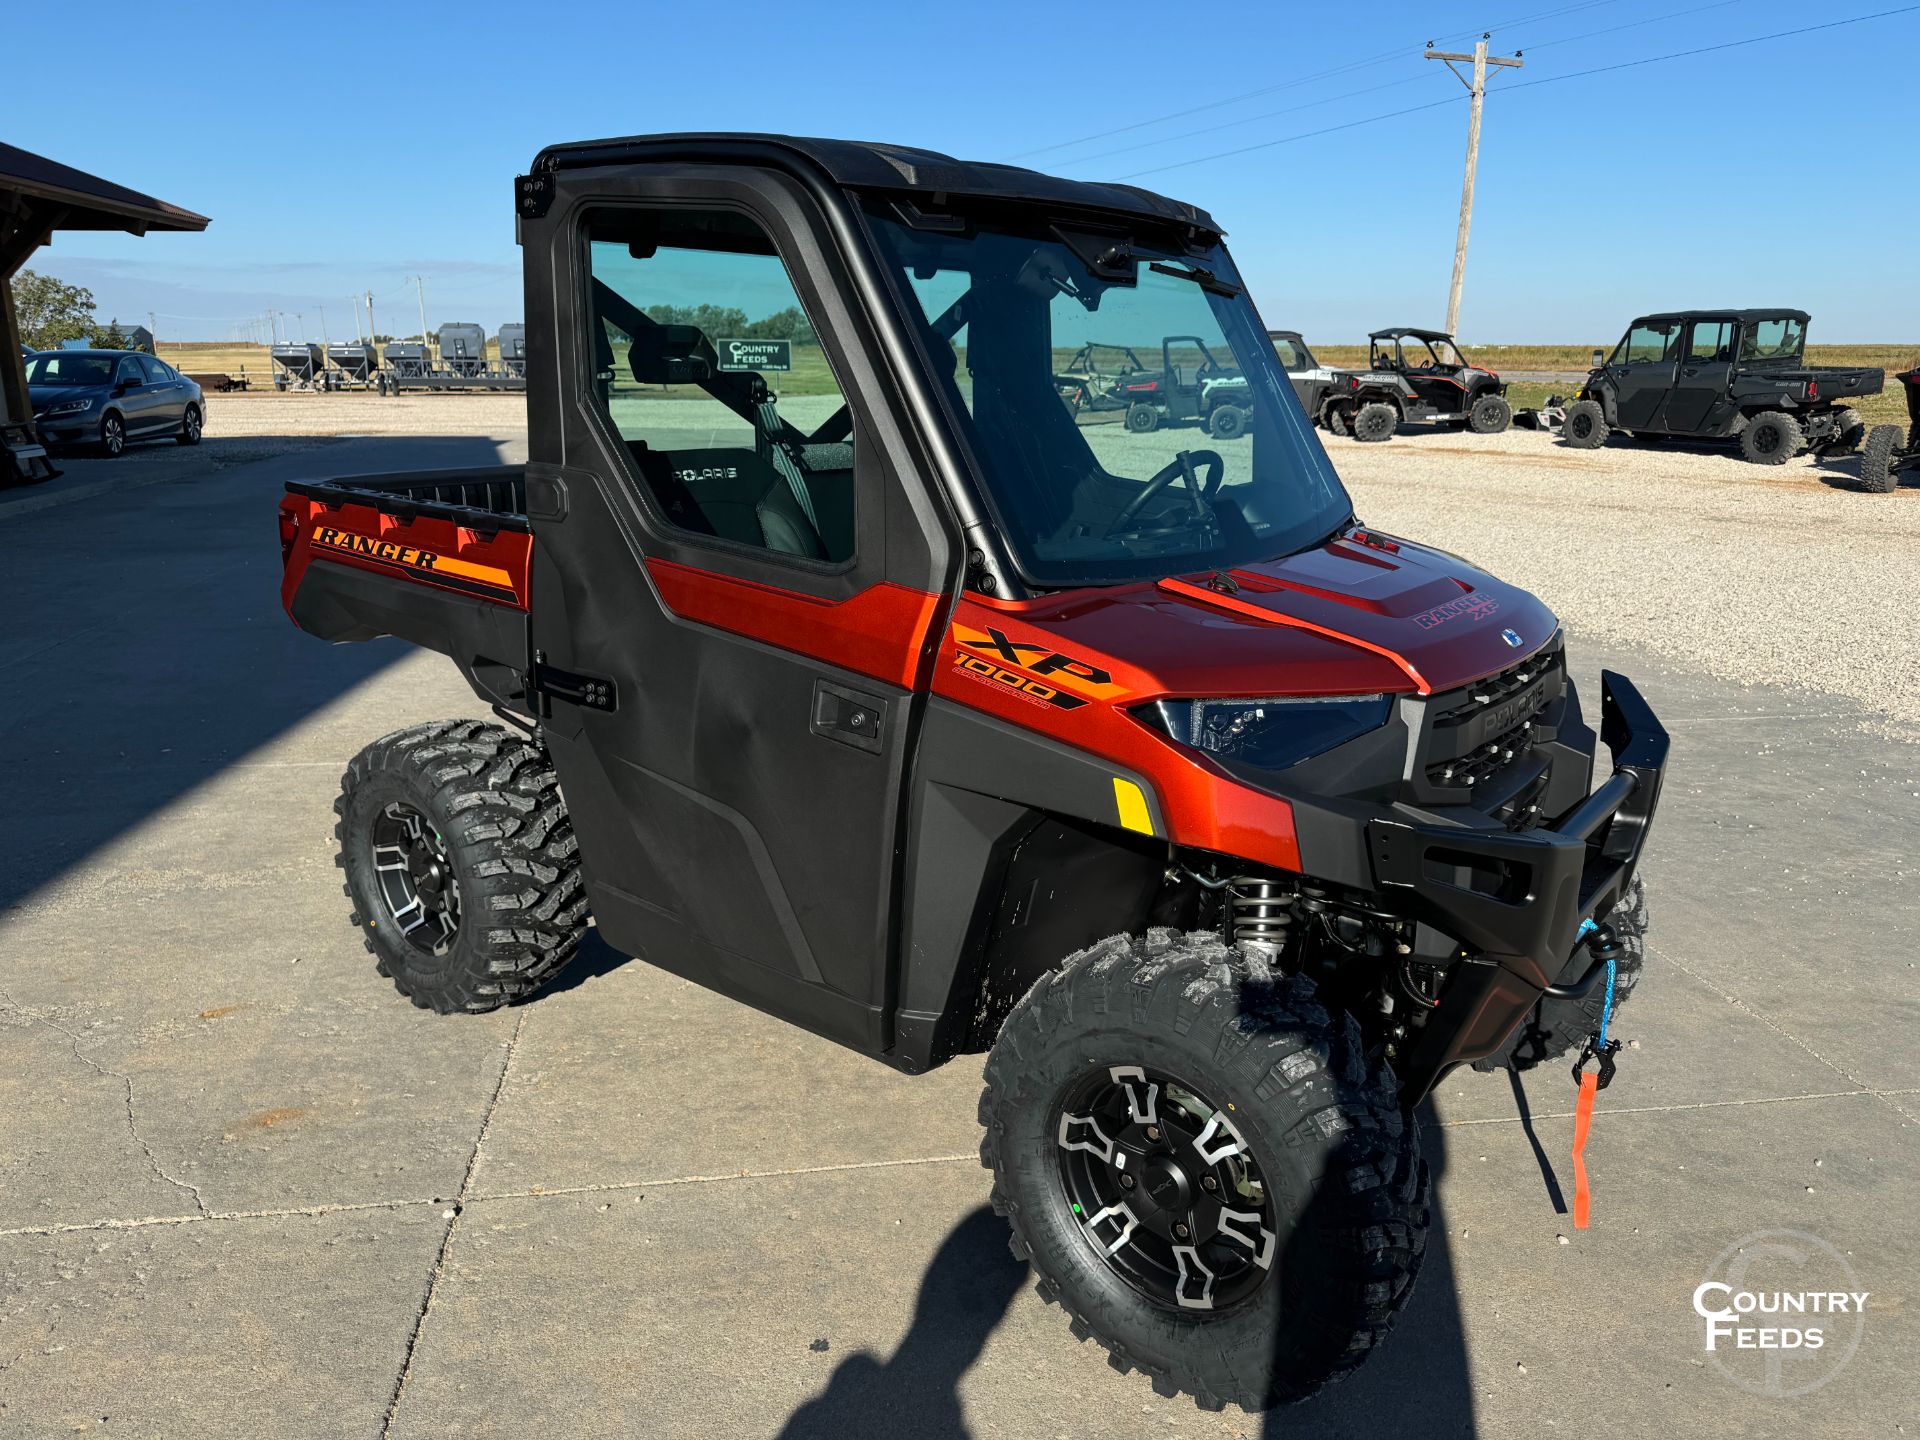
349;294;364;344
319;304;330;349
147;311;157;353
409;275;429;354
1426;36;1523;336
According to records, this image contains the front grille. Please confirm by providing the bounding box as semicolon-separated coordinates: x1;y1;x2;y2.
1429;719;1536;789
1421;643;1562;793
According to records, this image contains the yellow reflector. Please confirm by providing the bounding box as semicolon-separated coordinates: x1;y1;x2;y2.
1113;778;1154;835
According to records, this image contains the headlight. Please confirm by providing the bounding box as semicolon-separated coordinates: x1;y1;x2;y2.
1140;695;1394;771
43;398;95;416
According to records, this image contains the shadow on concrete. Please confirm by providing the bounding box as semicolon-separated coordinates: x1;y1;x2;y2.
0;434;516;914
1274;1105;1477;1439
777;1206;1025;1440
1508;1071;1569;1216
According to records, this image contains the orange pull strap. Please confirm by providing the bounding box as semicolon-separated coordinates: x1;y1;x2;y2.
1571;1070;1600;1229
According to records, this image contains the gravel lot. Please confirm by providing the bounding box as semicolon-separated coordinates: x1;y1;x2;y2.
142;391;1920;735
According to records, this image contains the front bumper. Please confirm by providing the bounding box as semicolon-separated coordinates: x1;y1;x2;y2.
34;412;98;444
1375;671;1669;1098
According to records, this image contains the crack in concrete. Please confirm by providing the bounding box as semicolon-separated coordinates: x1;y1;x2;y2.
0;986;210;1217
1646;942;1920;1125
380;1009;526;1439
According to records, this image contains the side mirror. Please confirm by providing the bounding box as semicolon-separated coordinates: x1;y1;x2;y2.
1591;348;1605;368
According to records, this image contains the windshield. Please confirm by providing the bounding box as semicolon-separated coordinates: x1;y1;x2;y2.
1739;316;1806;364
25;353;114;386
864;205;1351;588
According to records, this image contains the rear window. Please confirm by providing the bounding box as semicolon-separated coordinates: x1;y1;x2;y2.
1740;317;1805;362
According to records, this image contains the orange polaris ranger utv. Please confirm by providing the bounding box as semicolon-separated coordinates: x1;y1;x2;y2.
279;134;1666;1410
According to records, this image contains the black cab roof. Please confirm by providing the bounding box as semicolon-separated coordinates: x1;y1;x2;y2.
529;132;1221;235
1630;308;1810;326
1369;328;1456;343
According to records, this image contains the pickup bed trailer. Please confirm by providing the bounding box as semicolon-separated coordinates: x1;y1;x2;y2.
278;132;1668;1413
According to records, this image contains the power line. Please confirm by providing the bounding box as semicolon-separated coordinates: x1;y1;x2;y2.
1004;0;1622;163
1116;2;1920;180
1500;3;1920;93
1518;0;1742;53
1055;73;1430;172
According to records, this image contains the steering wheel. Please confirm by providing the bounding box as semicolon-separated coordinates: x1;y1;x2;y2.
1108;449;1225;535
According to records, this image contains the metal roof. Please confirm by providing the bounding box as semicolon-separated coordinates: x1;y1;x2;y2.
1369;328;1456;342
0;143;209;234
531;132;1221;234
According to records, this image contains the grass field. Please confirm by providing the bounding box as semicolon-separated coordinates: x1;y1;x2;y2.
155;338;1917;426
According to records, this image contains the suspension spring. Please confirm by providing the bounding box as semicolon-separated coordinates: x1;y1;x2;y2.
1228;876;1296;946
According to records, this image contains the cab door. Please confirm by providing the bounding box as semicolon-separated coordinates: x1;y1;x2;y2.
522;176;954;1054
1663;318;1735;433
1605;320;1680;431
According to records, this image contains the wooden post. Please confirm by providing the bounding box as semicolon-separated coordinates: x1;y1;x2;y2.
1426;38;1523;336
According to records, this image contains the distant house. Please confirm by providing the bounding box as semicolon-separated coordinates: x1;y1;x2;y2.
101;321;154;352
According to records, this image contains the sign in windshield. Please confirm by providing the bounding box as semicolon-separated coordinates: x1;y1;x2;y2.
717;338;792;372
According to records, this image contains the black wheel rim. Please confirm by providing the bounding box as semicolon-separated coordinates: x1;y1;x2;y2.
1055;1064;1277;1313
1754;426;1779;454
371;801;461;955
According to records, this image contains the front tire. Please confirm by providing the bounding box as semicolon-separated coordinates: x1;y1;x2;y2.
1475;879;1648;1073
98;412;126;458
1467;392;1512;434
1562;399;1608;448
1739;410;1802;465
1860;424;1903;493
1206;405;1248;440
336;719;587;1012
980;931;1428;1411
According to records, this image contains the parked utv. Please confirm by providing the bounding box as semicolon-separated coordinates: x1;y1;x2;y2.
1858;367;1920;493
1562;310;1880;464
1318;328;1510;441
1266;329;1340;424
1101;334;1252;439
279;133;1667;1414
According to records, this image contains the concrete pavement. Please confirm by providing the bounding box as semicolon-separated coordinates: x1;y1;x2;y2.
1;438;1914;1438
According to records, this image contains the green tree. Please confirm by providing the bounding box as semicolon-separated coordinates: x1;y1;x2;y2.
93;320;130;350
10;269;97;350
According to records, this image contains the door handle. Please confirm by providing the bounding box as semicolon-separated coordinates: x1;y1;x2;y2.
812;679;885;754
1682;367;1699;376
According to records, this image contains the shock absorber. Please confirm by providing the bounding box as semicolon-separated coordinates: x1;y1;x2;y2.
1227;876;1296;947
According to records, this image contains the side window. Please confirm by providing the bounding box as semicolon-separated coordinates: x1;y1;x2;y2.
1622;323;1677;365
116;357;144;386
1684;321;1732;364
1272;337;1303;370
583;207;854;564
137;354;171;383
1740;317;1804;360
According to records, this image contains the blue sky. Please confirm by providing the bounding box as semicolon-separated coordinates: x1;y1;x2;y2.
11;0;1918;345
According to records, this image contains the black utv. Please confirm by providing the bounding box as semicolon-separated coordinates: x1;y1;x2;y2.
1320;328;1511;441
1859;366;1920;493
1562;309;1881;464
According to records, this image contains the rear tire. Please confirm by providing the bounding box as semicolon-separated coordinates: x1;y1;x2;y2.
1562;399;1608;448
1860;424;1903;493
1467;392;1512;435
1828;408;1865;454
176;405;202;446
1352;401;1398;443
1125;403;1161;434
1323;404;1350;437
980;931;1428;1411
336;719;587;1012
1739;410;1802;465
1475;879;1647;1073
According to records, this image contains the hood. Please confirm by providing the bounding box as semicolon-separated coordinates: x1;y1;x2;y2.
29;383;104;409
957;529;1559;703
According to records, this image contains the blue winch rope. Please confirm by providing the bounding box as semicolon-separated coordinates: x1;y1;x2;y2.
1577;919;1618;1047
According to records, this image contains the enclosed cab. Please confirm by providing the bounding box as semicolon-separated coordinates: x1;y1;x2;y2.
1563;309;1881;463
278;133;1667;1413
